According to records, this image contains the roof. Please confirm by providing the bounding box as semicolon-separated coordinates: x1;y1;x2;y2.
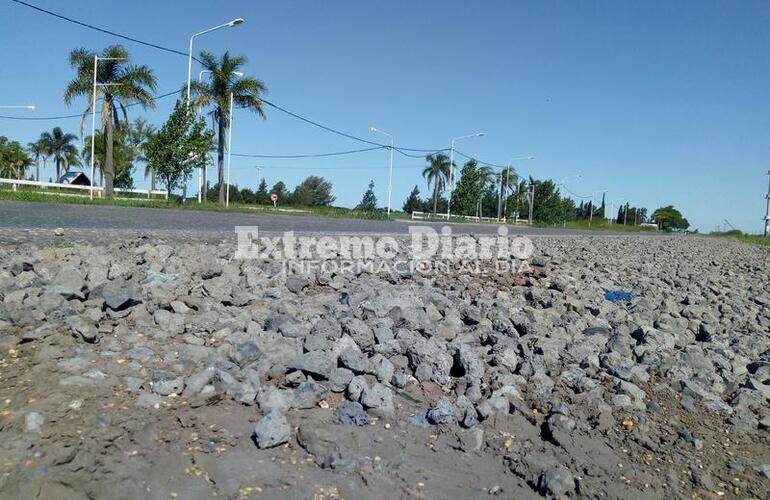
56;171;91;186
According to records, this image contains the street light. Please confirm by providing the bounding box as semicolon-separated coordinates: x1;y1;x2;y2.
89;56;125;200
447;132;484;219
499;156;535;221
186;18;245;104
370;126;394;216
0;105;35;110
225;71;244;207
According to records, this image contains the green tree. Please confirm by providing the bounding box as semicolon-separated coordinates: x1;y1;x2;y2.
652;205;689;231
292;176;335;206
422;153;452;216
403;185;422;214
83;127;137;188
356;180;378;211
450;159;481;216
39;127;80;180
126;118;156;191
64;45;157;198
255;178;269;204
26;139;48;182
0;137;32;179
144;100;214;198
270;181;289;204
189;51;268;205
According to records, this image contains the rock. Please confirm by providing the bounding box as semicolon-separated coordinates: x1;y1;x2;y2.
135;392;162;408
288;351;335;380
51;267;86;300
285;274;311;293
25;412;44;432
291;381;328;409
679;430;703;450
360;383;394;416
427;397;458;425
335;401;370;426
252;410;290;449
338;349;371;374
369;354;395;383
151;372;185;396
539;465;576;497
327;368;354;392
98;281;141;311
68;316;99;343
231;341;262;367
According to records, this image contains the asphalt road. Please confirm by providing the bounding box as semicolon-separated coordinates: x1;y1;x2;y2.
0;200;611;236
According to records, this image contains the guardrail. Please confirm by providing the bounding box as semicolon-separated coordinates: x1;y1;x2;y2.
0;177;168;199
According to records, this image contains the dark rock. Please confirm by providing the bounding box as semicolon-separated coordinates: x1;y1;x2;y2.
252;410;290;449
335;401;370;426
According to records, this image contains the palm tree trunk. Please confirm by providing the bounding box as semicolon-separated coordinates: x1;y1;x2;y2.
217;120;226;205
150;171;156;192
432;180;439;216
36;161;40;183
55;158;61;181
104;116;115;198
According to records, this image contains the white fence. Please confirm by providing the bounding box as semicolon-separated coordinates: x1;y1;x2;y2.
0;177;168;200
410;211;506;223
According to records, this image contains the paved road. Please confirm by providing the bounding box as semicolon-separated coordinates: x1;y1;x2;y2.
0;200;618;236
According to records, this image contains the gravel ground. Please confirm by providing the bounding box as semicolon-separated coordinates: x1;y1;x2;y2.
0;229;768;499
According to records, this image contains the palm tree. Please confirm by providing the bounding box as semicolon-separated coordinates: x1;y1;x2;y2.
189;51;267;204
26;140;48;182
0;138;32;179
64;45;157;198
422;153;452;216
127;118;156;190
476;165;495;218
39;127;80;180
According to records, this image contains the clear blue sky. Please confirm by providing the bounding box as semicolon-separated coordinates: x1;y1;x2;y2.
1;0;769;232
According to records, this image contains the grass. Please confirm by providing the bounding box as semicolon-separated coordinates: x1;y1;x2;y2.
710;229;770;247
538;219;659;232
0;186;391;221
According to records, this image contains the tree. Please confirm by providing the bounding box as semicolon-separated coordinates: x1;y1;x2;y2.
422;153;451;216
64;45;157;198
189;51;268;205
255;178;269;204
0;137;32;179
39;127;80;180
403;185;422;214
126;118;156;191
26;140;48;182
144;100;214;198
652;205;689;231
270;181;289;204
450;159;480;216
82;127;137;188
356;180;378;211
292;176;335;206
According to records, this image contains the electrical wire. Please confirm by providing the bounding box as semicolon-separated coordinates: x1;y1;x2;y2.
9;0;192;59
230;146;384;159
0;89;182;120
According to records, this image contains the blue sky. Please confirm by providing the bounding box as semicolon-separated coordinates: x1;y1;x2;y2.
1;0;769;232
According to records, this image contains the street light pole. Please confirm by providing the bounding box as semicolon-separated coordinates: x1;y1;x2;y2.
764;170;770;237
447;132;484;219
186;18;244;104
369;127;394;216
499;156;535;222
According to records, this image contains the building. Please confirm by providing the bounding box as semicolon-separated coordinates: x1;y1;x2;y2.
56;171;91;186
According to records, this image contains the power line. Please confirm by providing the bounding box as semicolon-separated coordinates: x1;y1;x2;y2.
9;0;192;59
231;146;385;159
0;89;182;121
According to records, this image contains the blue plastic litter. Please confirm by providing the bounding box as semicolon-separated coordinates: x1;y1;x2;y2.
604;290;633;302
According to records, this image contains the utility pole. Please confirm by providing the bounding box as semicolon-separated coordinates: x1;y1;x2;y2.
255;166;263;190
763;170;770;236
